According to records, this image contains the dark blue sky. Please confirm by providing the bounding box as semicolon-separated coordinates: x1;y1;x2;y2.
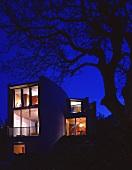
0;31;113;122
1;22;123;123
0;60;112;122
0;1;128;122
0;31;115;122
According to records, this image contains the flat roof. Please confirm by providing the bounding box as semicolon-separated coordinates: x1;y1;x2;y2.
69;97;88;101
9;81;38;89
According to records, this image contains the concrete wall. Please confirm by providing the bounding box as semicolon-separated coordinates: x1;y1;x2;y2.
39;76;68;150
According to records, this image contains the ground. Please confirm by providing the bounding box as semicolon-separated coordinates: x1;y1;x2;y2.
1;135;132;170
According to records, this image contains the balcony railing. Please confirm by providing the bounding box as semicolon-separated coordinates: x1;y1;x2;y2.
7;127;39;137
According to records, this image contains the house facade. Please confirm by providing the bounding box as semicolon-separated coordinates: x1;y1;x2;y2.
7;76;96;154
65;98;96;137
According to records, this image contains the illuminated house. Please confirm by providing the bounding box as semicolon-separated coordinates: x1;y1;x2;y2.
65;98;96;137
7;76;96;154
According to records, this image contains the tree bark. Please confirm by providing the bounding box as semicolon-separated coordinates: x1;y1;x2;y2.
100;65;124;120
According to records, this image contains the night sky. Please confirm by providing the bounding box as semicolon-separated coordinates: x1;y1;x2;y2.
0;16;115;123
0;31;114;122
0;55;112;122
1;1;128;123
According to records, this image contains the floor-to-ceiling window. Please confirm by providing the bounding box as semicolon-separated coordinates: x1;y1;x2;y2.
31;86;38;105
13;108;39;136
13;85;39;136
15;89;21;108
65;117;86;136
23;88;30;107
30;108;39;135
13;110;21;136
66;118;76;135
14;85;38;108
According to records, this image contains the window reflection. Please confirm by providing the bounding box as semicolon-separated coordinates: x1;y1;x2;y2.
15;89;21;108
31;86;38;105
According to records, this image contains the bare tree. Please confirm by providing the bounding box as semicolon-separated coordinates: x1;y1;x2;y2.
0;0;132;122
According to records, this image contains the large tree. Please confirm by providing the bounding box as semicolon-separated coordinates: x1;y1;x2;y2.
0;0;132;122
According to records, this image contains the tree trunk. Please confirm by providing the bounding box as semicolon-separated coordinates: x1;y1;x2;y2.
122;65;132;120
100;64;124;120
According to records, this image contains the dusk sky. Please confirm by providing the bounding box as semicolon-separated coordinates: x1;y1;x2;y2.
1;1;129;123
0;30;118;122
0;30;112;122
1;3;125;122
0;50;112;122
0;2;132;169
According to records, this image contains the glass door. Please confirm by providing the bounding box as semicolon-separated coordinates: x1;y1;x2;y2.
65;117;86;136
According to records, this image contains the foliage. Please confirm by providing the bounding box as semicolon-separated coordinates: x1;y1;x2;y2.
0;0;132;120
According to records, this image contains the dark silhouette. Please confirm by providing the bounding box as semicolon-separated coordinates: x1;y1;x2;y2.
0;118;8;160
0;1;132;129
1;116;132;170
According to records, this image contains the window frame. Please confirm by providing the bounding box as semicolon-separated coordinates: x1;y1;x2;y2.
13;85;38;108
70;99;83;113
13;108;39;136
12;84;39;136
65;117;86;136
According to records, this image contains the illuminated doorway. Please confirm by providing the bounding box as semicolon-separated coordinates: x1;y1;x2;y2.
66;117;86;136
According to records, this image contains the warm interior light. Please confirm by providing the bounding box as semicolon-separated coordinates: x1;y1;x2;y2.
71;101;81;105
14;144;25;154
79;123;83;127
16;100;21;107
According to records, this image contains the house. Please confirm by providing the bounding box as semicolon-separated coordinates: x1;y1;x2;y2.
7;76;96;155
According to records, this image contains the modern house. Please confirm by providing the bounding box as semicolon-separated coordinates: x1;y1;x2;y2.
7;76;96;155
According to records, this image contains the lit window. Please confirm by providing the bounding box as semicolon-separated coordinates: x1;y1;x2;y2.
15;89;21;108
70;101;82;113
13;108;39;136
23;88;30;107
66;118;76;135
22;109;30;136
76;117;86;135
14;143;25;154
30;108;39;135
31;86;38;105
13;110;21;127
66;117;86;136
